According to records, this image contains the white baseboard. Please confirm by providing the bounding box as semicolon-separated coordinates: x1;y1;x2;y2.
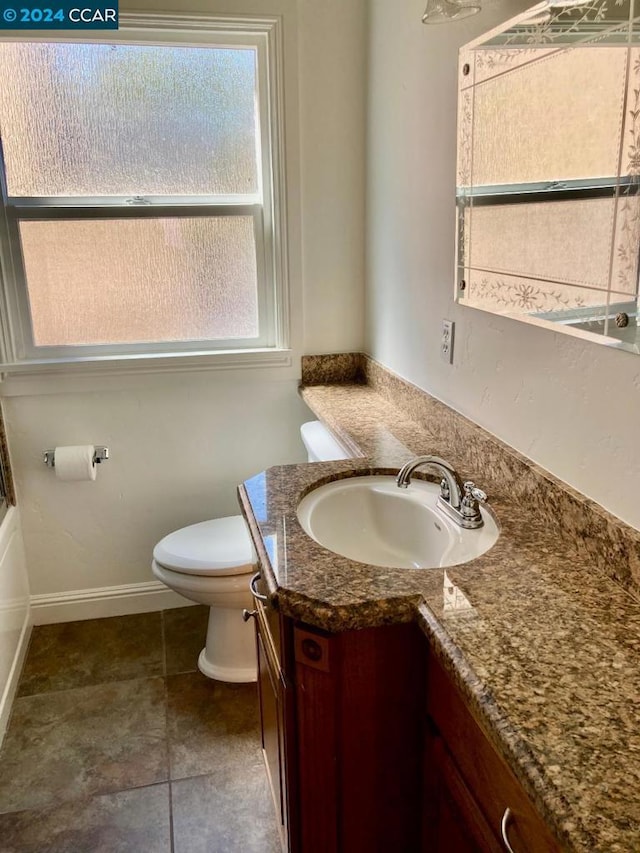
31;581;194;625
0;608;31;747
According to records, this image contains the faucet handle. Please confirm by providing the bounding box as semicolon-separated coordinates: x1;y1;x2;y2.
439;477;450;502
463;481;487;503
460;481;487;524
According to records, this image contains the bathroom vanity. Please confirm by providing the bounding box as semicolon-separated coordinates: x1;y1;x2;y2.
249;591;559;853
238;354;640;853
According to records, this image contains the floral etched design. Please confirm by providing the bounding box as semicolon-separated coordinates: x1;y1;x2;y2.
500;0;610;47
475;48;538;74
472;277;588;312
615;193;640;293
625;61;640;177
613;54;640;294
457;89;473;188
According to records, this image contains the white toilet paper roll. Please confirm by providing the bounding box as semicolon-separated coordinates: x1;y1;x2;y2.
54;445;97;482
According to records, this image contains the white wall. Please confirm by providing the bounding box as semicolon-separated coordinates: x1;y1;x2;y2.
4;373;310;596
1;0;367;601
0;507;30;742
366;0;640;530
298;0;367;353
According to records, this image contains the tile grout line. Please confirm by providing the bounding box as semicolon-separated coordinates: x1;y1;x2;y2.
0;779;177;822
2;610;184;848
168;784;176;853
160;608;168;681
0;614;172;822
160;609;176;853
16;611;169;701
2;606;272;849
14;672;167;701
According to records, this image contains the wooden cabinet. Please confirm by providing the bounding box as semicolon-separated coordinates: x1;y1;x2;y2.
256;628;283;825
252;608;427;853
250;589;561;853
251;584;296;852
423;726;503;853
424;653;560;853
292;621;427;853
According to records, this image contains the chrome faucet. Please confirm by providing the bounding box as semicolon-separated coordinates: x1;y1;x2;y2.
396;455;487;529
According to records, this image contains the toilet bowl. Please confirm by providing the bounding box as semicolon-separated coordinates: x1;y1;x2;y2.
152;516;257;682
152;421;350;683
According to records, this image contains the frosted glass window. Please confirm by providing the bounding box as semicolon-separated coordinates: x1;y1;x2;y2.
0;42;259;197
0;18;284;366
20;217;259;346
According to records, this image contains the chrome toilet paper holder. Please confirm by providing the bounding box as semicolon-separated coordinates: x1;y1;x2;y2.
43;446;110;468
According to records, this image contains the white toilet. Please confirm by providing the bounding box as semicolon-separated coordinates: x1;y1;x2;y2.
151;421;350;682
152;516;257;682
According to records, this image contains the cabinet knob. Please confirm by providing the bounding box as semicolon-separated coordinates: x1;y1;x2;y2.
501;807;516;853
242;609;257;622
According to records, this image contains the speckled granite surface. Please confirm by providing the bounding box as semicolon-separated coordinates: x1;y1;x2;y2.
238;355;640;853
300;353;366;385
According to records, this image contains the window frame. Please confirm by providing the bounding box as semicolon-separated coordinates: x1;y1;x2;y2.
0;13;290;371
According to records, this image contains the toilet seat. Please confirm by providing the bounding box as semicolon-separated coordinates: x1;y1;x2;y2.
153;516;255;577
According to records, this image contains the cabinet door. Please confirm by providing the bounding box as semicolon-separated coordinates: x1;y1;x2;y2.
293;628;338;853
423;730;503;853
427;655;560;853
257;630;284;830
293;622;426;853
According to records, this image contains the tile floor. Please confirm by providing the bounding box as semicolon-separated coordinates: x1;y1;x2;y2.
0;606;280;853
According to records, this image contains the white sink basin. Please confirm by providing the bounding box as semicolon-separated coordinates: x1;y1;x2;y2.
296;475;498;569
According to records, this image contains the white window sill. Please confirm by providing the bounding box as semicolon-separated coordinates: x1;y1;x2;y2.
0;347;294;396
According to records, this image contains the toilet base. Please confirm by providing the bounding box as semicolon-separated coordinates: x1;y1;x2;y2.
198;602;257;683
197;647;257;683
151;555;258;683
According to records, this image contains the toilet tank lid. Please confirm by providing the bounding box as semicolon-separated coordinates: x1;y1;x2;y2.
300;420;350;462
153;516;256;575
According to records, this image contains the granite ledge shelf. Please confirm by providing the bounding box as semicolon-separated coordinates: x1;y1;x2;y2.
237;353;640;853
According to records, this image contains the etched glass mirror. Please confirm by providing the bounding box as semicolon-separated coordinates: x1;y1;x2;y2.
456;0;640;354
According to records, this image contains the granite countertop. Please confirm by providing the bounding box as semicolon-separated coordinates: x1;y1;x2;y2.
237;362;640;853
